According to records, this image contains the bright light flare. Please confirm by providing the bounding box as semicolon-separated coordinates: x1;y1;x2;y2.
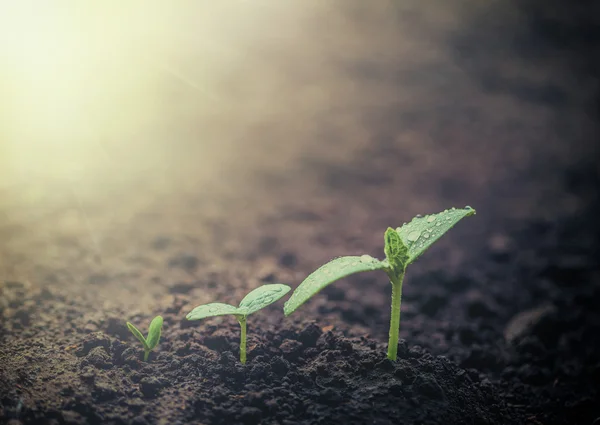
0;2;160;185
0;1;325;193
0;1;253;189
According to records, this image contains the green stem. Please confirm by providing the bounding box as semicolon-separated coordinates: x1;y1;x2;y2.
238;317;247;364
387;270;405;361
143;349;150;362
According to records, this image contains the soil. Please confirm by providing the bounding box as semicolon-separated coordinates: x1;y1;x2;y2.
1;1;599;424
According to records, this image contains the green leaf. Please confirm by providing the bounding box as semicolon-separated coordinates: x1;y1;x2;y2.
384;227;409;271
145;316;163;350
127;322;149;350
186;303;239;321
396;206;476;264
238;283;291;315
284;255;387;316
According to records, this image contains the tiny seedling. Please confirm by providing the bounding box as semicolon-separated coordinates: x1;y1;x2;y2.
186;284;291;364
284;206;476;361
127;316;164;362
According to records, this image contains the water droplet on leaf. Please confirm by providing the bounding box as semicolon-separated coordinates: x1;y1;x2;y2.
407;230;421;242
360;254;373;263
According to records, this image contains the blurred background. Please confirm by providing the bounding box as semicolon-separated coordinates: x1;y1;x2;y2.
0;0;598;307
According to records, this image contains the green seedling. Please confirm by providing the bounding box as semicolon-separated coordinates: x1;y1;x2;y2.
126;316;164;362
284;206;476;361
186;283;291;364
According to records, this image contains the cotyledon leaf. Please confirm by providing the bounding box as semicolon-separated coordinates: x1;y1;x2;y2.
396;206;476;264
186;303;240;321
284;255;387;316
145;316;163;350
126;322;149;350
238;283;291;315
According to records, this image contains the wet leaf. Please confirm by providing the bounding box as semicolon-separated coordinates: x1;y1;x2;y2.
284;255;386;316
396;206;476;264
186;303;239;321
238;283;291;315
127;322;149;350
145;316;163;350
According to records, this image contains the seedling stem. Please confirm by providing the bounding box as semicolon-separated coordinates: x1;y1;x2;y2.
238;317;247;364
386;270;404;361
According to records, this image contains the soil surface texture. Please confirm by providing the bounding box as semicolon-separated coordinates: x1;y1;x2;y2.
1;1;599;424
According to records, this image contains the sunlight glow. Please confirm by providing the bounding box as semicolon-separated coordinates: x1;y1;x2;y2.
0;1;280;189
1;2;161;185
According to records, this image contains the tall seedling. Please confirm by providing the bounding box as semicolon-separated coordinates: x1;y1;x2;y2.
284;207;476;360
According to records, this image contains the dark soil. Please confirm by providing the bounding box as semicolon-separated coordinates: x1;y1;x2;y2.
1;1;599;424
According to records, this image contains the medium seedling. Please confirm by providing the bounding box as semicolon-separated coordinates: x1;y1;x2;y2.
284;206;476;361
186;283;291;364
127;315;164;361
